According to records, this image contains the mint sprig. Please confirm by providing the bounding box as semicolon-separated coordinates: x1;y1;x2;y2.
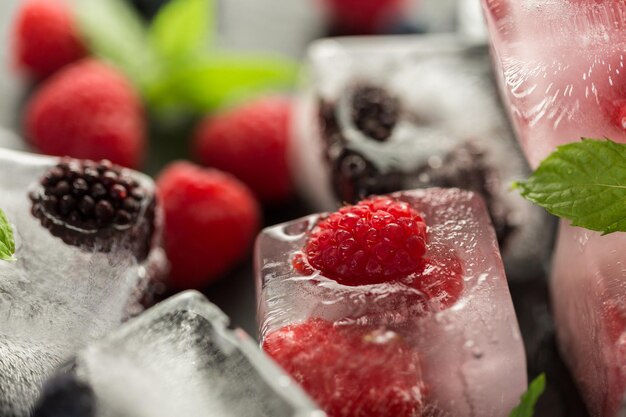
0;209;16;262
514;138;626;234
71;0;297;114
509;374;546;417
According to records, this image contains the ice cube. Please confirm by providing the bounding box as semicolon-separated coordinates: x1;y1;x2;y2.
256;188;527;417
291;34;553;281
481;0;626;168
551;221;626;417
0;148;166;417
32;291;324;417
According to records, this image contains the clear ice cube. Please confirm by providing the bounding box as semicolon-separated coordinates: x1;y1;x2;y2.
33;291;324;417
481;0;626;168
256;188;527;417
0;148;166;416
551;221;626;417
291;34;553;281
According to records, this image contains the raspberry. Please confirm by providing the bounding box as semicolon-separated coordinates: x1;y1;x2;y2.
25;59;146;169
263;318;425;417
323;0;406;34
156;161;261;289
193;97;294;204
301;196;428;286
29;158;155;258
13;0;86;79
351;85;400;142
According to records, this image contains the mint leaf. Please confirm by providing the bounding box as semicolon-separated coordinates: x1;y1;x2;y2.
150;0;214;61
71;0;161;89
0;209;16;262
509;374;546;417
150;53;298;112
514;138;626;234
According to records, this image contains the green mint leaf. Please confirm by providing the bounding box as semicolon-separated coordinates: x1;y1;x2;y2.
509;374;546;417
0;209;16;262
71;0;161;90
515;138;626;234
149;0;214;61
149;52;298;112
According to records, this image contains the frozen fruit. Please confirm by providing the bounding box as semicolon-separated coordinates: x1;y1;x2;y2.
25;59;146;169
29;158;156;259
301;196;427;286
193;97;294;204
263;318;425;417
13;0;86;79
156;161;260;289
351;85;400;142
407;254;464;310
323;0;406;34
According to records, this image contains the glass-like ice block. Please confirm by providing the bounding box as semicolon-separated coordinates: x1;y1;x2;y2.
291;34;553;281
256;188;526;417
0;149;166;417
33;291;324;417
481;0;626;168
551;222;626;417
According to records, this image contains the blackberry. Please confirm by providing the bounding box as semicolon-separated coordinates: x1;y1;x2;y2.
351;85;400;141
30;158;156;259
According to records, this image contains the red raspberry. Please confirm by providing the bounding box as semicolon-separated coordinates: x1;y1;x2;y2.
156;161;261;289
263;318;425;417
322;0;406;34
301;196;428;286
25;59;146;169
193;97;294;204
13;0;86;79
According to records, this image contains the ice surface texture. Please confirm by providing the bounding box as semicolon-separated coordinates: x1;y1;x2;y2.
0;149;166;417
551;222;626;417
33;291;324;417
256;188;527;417
482;0;626;168
291;34;553;281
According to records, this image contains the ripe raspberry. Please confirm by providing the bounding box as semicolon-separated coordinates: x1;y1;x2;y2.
193;97;294;204
156;161;261;290
323;0;406;34
13;0;86;79
263;318;425;417
407;254;464;310
301;196;428;286
25;59;146;169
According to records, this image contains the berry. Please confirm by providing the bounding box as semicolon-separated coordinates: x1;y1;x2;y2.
300;196;428;286
30;158;155;258
351;85;400;142
323;0;406;35
156;161;261;289
25;59;146;169
13;0;86;79
263;318;425;417
193;97;294;204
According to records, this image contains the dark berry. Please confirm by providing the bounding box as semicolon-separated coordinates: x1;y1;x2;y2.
59;195;76;215
110;184;127;200
83;167;99;183
42;167;64;186
72;178;89;196
101;170;118;185
123;197;139;213
53;181;70;196
78;196;95;216
114;210;132;225
95;200;114;222
43;195;58;213
90;183;107;199
351;85;400;142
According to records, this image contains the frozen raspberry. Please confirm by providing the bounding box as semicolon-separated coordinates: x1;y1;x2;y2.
301;196;428;286
484;0;508;22
156;162;261;289
263;318;425;417
25;59;146;169
351;85;400;142
193;97;294;204
30;158;155;258
323;0;406;34
13;0;86;79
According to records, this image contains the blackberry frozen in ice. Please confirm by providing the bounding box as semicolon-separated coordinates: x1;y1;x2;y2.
293;34;554;280
0;149;166;417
